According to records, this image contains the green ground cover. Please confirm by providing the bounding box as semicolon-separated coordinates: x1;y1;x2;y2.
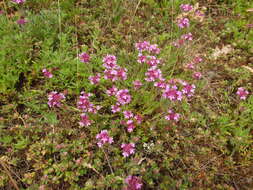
0;0;252;189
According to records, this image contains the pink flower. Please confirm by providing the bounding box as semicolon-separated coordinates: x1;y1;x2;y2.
106;86;118;96
42;69;53;78
148;44;160;54
79;113;92;127
135;41;150;52
17;18;28;25
182;84;195;97
165;109;180;122
162;86;182;101
123;111;134;119
111;103;121;113
193;56;203;64
103;54;117;69
146;56;160;67
137;54;147;64
96;130;113;147
77;92;99;113
145;66;162;82
181;33;193;41
180;4;193;12
75;158;83;165
185;63;195;70
89;73;101;85
154;78;167;89
193;72;202;80
236;87;249;100
117;67;128;80
172;38;185;48
134;114;143;124
104;67;127;81
47;91;65;108
104;68;118;81
195;10;205;17
133;80;142;90
125;176;143;190
246;24;253;28
121;143;135;157
116;89;132;105
12;0;25;4
177;18;190;28
126;120;135;132
79;52;90;63
135;41;160;54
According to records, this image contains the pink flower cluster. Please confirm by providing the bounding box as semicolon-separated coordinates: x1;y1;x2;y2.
181;33;193;41
102;54;117;69
124;176;143;190
42;69;53;78
111;103;121;113
77;92;100;113
116;89;132;105
145;66;162;82
173;33;193;47
133;80;142;90
17;18;28;25
236;87;249;100
121;143;135;157
165;109;180;122
182;83;196;97
185;56;203;80
180;4;193;12
151;79;196;101
104;67;127;81
79;52;90;63
96;130;113;147
102;54;127;81
135;41;160;54
89;73;101;85
162;85;183;101
79;113;92;127
106;86;118;96
177;18;190;28
123;110;134;119
135;41;161;72
126;120;135;132
193;72;202;80
138;55;161;67
13;0;25;4
121;114;142;133
77;92;101;126
47;91;65;108
154;78;167;89
107;87;132;113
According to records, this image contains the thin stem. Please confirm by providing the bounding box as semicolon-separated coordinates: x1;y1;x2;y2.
102;147;114;174
57;0;62;71
126;0;142;37
74;15;80;91
0;160;20;190
83;163;105;180
57;0;62;36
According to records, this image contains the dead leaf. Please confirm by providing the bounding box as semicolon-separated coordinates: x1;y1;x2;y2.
242;66;253;74
246;8;253;12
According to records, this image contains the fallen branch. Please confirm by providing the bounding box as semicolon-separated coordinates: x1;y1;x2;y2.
0;160;19;190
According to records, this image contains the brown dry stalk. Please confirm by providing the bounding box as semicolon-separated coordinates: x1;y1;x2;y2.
0;160;19;190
